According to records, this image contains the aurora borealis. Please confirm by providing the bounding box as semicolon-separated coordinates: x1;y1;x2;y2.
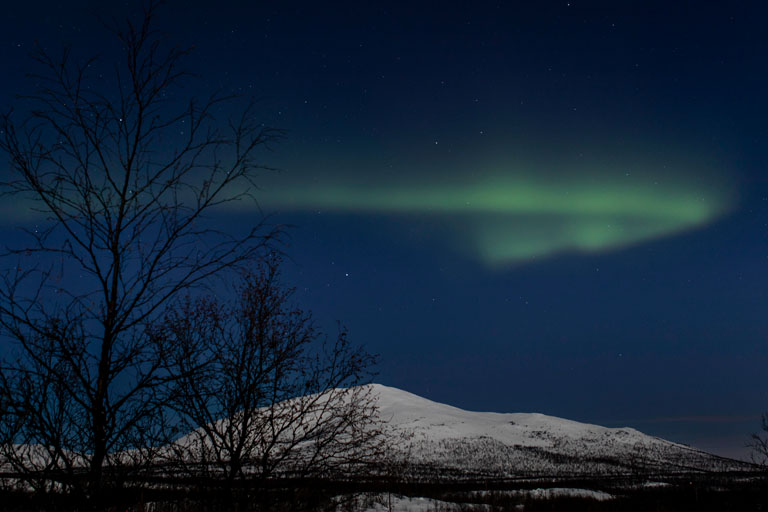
259;162;733;264
2;1;768;463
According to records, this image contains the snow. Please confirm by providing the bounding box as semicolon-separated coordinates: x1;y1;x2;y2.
518;487;614;501
359;495;474;512
2;383;751;487
365;383;747;477
355;488;614;511
372;383;648;448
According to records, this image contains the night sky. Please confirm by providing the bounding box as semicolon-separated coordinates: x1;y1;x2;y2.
2;1;768;460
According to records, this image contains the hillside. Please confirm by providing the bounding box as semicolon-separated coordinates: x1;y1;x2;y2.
370;384;753;479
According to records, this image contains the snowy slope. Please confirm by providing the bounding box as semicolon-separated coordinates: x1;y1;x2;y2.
375;383;648;446
369;384;750;478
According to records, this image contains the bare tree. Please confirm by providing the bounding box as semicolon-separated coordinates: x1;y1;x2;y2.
154;256;386;496
0;1;280;504
748;414;768;466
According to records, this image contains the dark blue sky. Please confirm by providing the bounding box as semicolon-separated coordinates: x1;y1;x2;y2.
2;1;768;459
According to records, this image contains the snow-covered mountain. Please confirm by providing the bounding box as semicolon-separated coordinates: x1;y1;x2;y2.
369;384;752;479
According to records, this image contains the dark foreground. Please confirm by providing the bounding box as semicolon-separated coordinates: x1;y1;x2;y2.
402;472;768;511
0;471;766;511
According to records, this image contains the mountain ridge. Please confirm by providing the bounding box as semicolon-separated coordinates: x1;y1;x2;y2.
366;383;755;479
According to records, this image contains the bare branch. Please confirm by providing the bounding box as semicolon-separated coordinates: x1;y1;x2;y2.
0;2;280;505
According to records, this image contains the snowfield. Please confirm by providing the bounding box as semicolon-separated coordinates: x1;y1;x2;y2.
1;383;753;480
1;383;756;501
369;384;752;478
356;488;615;511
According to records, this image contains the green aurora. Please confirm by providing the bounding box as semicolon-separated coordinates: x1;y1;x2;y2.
0;151;735;267
257;158;735;266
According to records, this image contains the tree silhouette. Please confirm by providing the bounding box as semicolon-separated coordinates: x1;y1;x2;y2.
0;1;280;505
749;414;768;466
155;256;385;508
